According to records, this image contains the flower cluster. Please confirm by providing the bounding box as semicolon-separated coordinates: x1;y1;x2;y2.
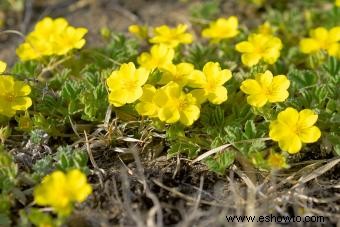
16;17;88;61
107;60;232;126
0;61;32;117
299;26;340;58
34;169;92;216
105;18;322;153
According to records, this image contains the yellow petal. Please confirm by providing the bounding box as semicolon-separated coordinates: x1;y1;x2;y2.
297;109;318;129
268;90;289;103
158;106;180;123
119;62;135;79
13;81;31;96
180;105;200;126
299;126;321;143
190;89;207;105
106;71;123;90
207;86;228;104
278;134;302;154
311;27;328;42
11;97;32;110
135;67;149;86
203;62;220;79
126;87;143;104
256;70;273;88
300;38;320;54
241;53;261;67
247;93;268;107
269;121;290;141
277;107;299;127
271;75;290;91
329;26;340;42
235;41;254;53
136;102;158;117
240;79;262;94
108;89;128;107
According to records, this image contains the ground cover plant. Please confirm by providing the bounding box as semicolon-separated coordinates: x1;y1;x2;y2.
0;0;339;226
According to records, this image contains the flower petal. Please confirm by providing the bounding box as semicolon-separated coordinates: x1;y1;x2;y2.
240;79;262;94
278;135;302;154
247;93;268;107
277;107;299;127
298;109;318;129
299;126;321;143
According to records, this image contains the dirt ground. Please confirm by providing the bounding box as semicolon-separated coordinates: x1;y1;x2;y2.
1;0;339;226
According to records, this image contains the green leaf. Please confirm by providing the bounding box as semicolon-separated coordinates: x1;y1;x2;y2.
205;150;235;174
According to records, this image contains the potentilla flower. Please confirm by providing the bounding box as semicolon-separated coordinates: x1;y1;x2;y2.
128;24;149;39
267;152;288;169
159;62;195;86
137;44;174;70
202;16;239;41
258;21;274;35
34;169;92;216
16;17;88;61
337;0;340;7
135;84;159;117
269;107;321;154
189;62;232;105
299;26;340;57
240;70;290;107
0;61;32;117
153;82;200;126
106;62;149;107
235;33;283;67
150;24;193;48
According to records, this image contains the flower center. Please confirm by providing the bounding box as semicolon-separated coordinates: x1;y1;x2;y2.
4;94;15;102
124;80;137;90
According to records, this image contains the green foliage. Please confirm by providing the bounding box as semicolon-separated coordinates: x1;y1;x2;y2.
55;146;89;174
60;65;108;122
0;146;17;226
0;145;18;193
205;150;236;175
185;43;219;69
190;0;221;20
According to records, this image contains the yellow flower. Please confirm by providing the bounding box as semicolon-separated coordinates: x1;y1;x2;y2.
137;44;174;70
336;0;340;7
236;33;283;67
258;21;274;35
267;152;288;169
34;169;92;216
16;17;88;61
107;62;149;107
269;108;321;154
299;26;340;57
189;62;232;105
135;84;159;117
159;62;195;86
202;16;239;41
53;26;88;55
240;70;290;107
0;62;32;117
128;24;149;39
150;24;193;48
153;82;200;126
